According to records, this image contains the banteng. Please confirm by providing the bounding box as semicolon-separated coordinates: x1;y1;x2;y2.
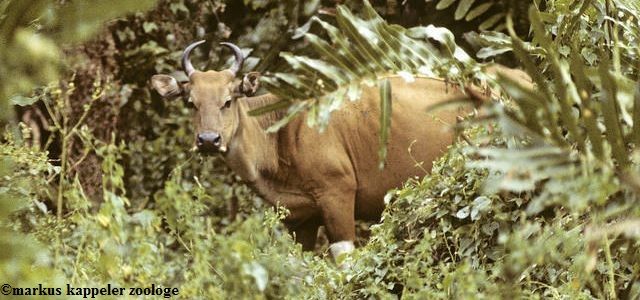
151;41;481;261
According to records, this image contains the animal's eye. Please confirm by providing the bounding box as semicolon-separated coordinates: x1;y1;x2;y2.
222;98;232;109
185;97;195;109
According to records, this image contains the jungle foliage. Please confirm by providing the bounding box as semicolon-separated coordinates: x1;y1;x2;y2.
1;0;640;299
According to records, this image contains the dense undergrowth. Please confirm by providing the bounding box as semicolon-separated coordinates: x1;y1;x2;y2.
5;125;637;299
2;0;640;299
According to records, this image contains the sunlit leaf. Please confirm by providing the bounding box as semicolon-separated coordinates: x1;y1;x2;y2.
378;78;391;170
455;0;476;21
10;94;37;106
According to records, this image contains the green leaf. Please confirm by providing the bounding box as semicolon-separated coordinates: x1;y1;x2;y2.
169;2;188;14
631;82;640;146
455;0;476;20
598;55;629;167
456;206;470;219
142;21;158;33
249;100;292;116
581;48;598;65
436;0;457;10
569;50;604;159
243;262;268;292
408;25;471;63
465;3;493;21
529;7;586;152
479;13;505;31
378;78;391;170
477;46;511;59
10;95;37;106
506;13;566;146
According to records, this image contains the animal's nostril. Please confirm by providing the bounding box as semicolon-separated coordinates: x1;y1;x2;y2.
197;132;221;149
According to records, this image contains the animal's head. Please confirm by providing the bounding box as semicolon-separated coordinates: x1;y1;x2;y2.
150;41;260;154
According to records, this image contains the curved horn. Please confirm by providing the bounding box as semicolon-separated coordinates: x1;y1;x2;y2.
182;40;206;77
220;42;244;76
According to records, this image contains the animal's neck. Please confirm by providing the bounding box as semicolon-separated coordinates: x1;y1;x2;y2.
226;93;282;182
243;93;286;129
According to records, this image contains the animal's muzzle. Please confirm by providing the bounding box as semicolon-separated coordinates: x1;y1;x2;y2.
197;132;222;153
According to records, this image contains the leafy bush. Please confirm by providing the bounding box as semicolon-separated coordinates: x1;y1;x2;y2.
2;0;640;299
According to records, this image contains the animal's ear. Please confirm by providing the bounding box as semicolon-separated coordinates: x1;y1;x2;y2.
151;74;182;98
240;71;260;96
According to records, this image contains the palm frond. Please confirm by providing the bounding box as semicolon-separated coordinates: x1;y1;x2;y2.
260;0;477;166
434;0;533;31
465;2;640;211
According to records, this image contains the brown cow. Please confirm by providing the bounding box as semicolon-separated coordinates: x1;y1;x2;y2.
151;41;474;260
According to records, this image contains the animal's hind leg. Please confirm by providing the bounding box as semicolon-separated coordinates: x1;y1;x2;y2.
314;184;357;262
289;218;321;251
